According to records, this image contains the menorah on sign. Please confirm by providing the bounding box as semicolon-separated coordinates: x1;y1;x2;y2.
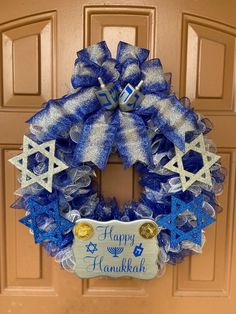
107;247;124;258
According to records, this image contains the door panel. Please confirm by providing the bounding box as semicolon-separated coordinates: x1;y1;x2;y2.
84;6;156;57
1;11;56;110
181;14;236;113
0;1;236;314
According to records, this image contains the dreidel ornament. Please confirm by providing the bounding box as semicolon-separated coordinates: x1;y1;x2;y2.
119;80;144;112
95;77;119;110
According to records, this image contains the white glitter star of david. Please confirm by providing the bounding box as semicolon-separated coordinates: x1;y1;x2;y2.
164;134;221;192
9;136;68;192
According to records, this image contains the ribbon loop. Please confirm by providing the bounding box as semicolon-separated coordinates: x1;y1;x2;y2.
71;42;119;89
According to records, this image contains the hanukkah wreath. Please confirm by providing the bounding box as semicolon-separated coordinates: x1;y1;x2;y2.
9;41;225;275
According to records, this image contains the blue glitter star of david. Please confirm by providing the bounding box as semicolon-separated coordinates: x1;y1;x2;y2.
158;195;215;248
20;199;73;246
85;242;98;254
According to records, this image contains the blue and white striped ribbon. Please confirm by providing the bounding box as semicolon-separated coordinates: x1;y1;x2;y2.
141;94;197;151
116;111;153;168
28;87;100;141
73;109;118;170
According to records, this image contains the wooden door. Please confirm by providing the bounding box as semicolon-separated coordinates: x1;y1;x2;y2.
0;1;236;313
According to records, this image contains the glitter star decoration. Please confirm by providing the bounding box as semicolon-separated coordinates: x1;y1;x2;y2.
20;199;73;246
164;134;221;192
8;136;68;192
85;242;98;254
158;195;215;248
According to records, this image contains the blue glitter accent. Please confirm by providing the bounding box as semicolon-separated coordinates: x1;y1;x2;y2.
20;198;73;247
157;195;216;248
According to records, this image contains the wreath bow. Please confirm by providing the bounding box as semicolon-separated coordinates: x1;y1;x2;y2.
28;41;197;170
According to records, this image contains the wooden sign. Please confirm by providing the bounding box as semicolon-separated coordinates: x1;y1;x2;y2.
72;219;160;279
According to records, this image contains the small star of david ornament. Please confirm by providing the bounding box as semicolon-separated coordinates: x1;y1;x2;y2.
8;136;68;192
164;134;221;191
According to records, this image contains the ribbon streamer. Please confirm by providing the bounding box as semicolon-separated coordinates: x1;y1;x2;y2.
73;109;118;169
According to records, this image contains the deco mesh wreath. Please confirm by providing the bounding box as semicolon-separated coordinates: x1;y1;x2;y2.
9;41;226;278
